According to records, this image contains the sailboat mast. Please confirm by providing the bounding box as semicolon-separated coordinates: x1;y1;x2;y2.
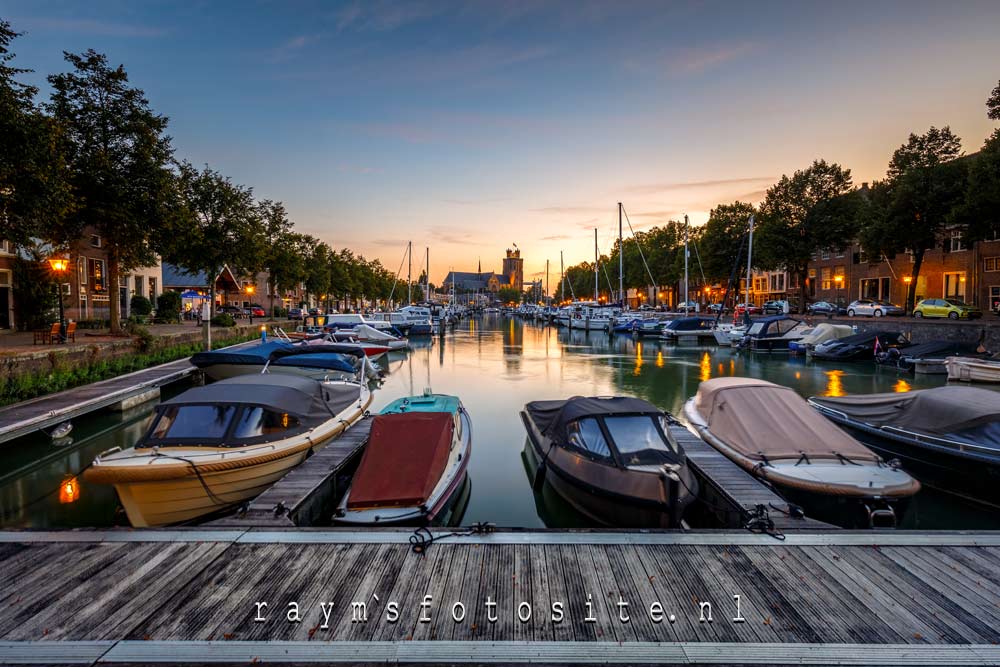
560;251;565;302
746;215;755;312
594;228;599;302
618;202;624;309
546;259;549;306
425;247;430;303
684;215;690;314
407;241;412;304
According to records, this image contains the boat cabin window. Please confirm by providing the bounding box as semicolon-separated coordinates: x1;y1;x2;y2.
151;405;236;441
604;416;680;465
747;322;765;335
232;408;299;439
565;418;612;461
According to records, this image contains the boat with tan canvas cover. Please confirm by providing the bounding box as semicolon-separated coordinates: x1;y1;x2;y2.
84;374;372;527
684;377;919;527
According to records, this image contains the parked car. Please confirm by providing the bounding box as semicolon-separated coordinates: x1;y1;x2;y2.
762;300;790;314
707;303;726;313
734;303;762;317
675;301;700;312
218;305;244;318
308;307;321;317
913;298;983;320
248;305;265;317
288;307;304;320
846;299;904;317
807;301;846;316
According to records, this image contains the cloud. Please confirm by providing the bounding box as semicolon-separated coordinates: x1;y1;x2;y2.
530;206;608;215
625;176;774;196
539;234;571;241
733;189;769;202
266;34;321;63
334;1;444;32
667;42;759;76
443;197;510;205
427;225;486;246
14;17;166;37
369;238;409;247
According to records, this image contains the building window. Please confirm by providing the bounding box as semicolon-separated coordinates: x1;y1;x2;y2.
835;250;845;258
990;286;1000;312
134;275;144;296
821;250;831;260
78;257;86;287
947;230;966;252
88;257;107;293
0;269;10;287
768;273;785;292
821;267;832;290
89;234;102;248
0;240;10;254
984;257;1000;272
860;277;891;301
943;272;966;299
905;248;915;263
149;277;157;301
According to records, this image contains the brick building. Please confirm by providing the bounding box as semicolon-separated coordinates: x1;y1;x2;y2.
808;231;1000;312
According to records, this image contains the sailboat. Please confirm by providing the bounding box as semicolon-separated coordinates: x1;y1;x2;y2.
712;215;754;346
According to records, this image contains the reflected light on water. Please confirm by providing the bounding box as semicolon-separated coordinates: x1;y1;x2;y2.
700;352;712;382
58;477;80;504
634;342;643;376
824;370;845;397
655;351;664;368
894;379;912;393
795;372;801;380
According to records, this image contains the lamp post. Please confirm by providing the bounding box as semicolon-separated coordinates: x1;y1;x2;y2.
834;274;844;310
47;257;69;343
245;284;255;325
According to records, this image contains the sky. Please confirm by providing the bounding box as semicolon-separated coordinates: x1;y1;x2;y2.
3;0;1000;285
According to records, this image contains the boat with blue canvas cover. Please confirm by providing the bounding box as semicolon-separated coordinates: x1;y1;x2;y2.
334;391;471;525
191;341;364;381
741;315;810;352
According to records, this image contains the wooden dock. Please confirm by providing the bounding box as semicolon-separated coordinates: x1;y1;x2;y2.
0;529;998;664
673;427;833;531
0;340;257;446
213;416;374;527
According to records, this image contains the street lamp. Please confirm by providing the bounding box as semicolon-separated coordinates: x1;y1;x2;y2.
47;257;69;343
834;274;844;309
245;284;255;324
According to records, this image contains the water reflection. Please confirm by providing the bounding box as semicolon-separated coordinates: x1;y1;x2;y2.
824;370;845;397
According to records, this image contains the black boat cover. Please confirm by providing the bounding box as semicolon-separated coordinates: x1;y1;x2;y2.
159;374;358;425
525;396;662;445
894;340;977;359
811;331;908;360
811;386;1000;448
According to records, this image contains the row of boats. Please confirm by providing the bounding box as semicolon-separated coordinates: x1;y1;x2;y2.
82;328;1000;531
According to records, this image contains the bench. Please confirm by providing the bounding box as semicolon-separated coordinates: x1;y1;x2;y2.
33;323;61;345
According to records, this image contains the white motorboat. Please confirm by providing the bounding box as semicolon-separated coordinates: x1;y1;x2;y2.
946;357;1000;383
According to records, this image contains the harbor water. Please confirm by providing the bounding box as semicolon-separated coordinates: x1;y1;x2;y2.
2;314;998;530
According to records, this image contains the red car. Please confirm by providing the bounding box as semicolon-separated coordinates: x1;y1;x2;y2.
249;305;265;317
734;302;762;317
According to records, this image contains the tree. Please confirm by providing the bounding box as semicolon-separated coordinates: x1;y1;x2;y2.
164;162;264;326
258;201;304;317
497;287;521;305
859;127;966;310
754;160;856;312
0;20;74;248
952;130;1000;244
988;79;1000;121
699;202;755;285
47;49;176;333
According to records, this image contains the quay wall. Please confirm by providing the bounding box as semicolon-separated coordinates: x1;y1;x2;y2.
822;316;1000;349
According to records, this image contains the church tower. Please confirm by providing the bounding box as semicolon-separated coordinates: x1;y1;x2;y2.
502;247;524;291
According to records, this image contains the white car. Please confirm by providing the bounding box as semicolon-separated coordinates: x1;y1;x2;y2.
846;299;904;317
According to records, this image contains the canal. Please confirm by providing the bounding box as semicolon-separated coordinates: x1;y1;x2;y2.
2;314;997;530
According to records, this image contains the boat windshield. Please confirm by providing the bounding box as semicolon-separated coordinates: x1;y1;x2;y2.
604;416;679;465
232;408;300;439
150;405;236;441
565;418;612;461
747;322;765;335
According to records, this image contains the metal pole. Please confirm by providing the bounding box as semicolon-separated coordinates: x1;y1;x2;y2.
594;228;598;302
546;259;549;306
560;251;564;303
684;214;689;314
425;247;429;303
407;241;412;304
746;215;755;313
618;202;624;309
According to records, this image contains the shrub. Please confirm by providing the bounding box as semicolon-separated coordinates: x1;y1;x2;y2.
124;320;156;352
271;306;287;318
211;313;236;327
156;291;182;322
130;295;153;316
12;257;58;331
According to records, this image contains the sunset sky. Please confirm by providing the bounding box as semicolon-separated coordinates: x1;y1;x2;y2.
5;1;999;285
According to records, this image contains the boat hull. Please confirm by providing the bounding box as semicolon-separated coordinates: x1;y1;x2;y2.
810;411;1000;510
91;392;372;527
520;411;697;528
946;357;1000;383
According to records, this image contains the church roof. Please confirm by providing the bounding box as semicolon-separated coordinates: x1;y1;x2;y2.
442;270;500;290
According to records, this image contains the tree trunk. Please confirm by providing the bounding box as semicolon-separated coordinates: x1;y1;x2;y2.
907;249;925;312
108;249;122;333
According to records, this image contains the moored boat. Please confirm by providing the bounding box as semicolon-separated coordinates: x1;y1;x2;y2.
809;330;909;362
809;386;1000;508
788;323;853;353
741;315;810;352
660;316;716;341
83;374;372;527
191;341;365;381
521;395;699;528
945;356;1000;383
334;392;471;525
684;378;920;527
